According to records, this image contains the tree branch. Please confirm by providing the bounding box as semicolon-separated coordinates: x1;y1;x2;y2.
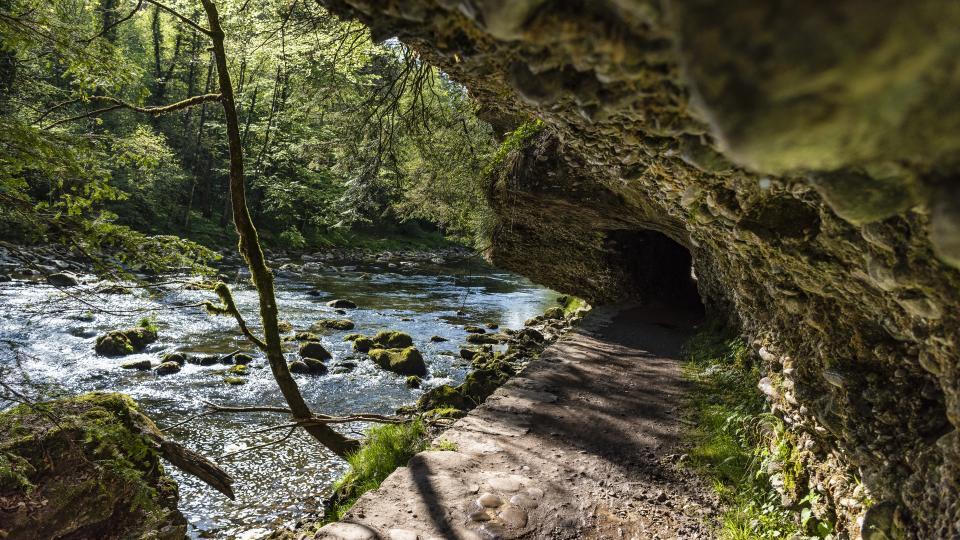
83;0;144;43
143;0;211;36
44;93;222;129
202;282;268;351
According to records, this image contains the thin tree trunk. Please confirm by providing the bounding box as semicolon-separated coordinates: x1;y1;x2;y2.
199;0;359;458
184;55;214;230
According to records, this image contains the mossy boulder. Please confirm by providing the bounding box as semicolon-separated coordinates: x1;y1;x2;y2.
463;325;486;334
233;353;254;365
310;319;355;331
277;320;294;333
153;362;181;376
372;330;414;349
406;375;422;389
416;384;471;411
299;341;332;361
303;358;329;375
94;326;158;357
46;272;80;287
368;347;427;376
0;393;187;539
343;333;364;341
352;336;374;352
460;366;510;403
430;335;449;342
326;299;357;309
224;376;246;386
543;306;565;320
295;331;320;342
160;352;187;366
289;360;311;374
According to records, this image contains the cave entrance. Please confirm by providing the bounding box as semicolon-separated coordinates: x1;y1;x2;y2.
604;229;704;312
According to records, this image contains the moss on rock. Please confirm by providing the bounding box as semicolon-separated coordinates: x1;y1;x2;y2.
0;392;186;539
372;330;414;349
368;347;427;376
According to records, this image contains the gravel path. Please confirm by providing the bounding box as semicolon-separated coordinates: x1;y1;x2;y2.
315;304;719;539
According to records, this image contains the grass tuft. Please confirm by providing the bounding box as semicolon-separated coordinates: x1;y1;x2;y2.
324;420;427;523
682;322;833;539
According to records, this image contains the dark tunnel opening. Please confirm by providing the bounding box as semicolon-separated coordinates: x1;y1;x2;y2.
604;229;705;313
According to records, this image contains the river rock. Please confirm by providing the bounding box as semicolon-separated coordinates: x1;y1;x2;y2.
289;360;311;374
121;359;152;370
46;272;80;287
95;326;158;357
406;375;422;388
372;330;414;349
430;335;449;342
233;353;254;365
161;352;188;366
154;361;181;376
368;347;427;376
299;341;332;361
326;299;357;309
463;325;486;334
311;318;355;331
303;358;329;375
352;336;374;352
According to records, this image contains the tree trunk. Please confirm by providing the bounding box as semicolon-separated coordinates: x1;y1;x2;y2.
199;0;359;458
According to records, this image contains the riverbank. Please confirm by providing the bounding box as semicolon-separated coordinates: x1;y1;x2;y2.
305;304;719;539
0;246;561;536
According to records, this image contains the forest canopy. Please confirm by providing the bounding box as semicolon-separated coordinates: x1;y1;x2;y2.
0;0;503;268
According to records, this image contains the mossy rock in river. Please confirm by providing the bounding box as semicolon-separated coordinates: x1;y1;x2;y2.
299;341;332;361
0;392;187;539
310;319;355;331
352;336;374;353
94;326;158;357
372;330;414;349
368;347;427;376
465;332;504;345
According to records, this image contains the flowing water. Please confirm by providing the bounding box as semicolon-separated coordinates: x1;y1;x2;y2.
0;255;557;538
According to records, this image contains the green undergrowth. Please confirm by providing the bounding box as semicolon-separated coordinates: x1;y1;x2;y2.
682;323;833;539
323;419;428;523
556;294;587;315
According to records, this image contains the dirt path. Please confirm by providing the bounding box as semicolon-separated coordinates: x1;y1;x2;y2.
316;304;720;539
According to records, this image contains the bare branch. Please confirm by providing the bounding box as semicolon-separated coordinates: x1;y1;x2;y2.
143;0;211;36
83;0;144;43
44;93;222;129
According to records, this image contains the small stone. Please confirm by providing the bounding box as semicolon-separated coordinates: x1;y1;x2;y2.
498;504;528;528
406;375;422;388
524;487;544;500
430;335;448;342
315;522;377;539
487;476;522;492
387;529;419;540
120;359;152;370
509;493;539;509
477;492;502;507
224;376;246;385
469;509;492;522
326;299;357;309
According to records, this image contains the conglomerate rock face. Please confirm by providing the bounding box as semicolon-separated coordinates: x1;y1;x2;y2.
318;1;960;537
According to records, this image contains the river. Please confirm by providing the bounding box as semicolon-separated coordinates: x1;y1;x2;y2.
0;253;557;538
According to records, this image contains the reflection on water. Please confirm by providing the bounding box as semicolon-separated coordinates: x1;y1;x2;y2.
0;256;556;538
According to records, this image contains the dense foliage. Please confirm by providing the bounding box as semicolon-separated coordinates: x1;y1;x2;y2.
0;0;499;260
